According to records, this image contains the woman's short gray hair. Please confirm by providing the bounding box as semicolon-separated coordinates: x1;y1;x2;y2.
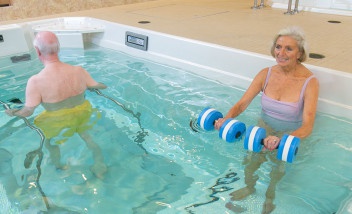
270;26;308;62
33;32;60;55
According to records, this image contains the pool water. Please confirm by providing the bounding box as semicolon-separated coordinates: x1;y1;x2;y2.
1;45;352;213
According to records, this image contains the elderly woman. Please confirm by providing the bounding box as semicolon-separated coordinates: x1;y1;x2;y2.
215;26;319;213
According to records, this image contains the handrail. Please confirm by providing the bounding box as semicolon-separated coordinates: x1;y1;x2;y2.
0;99;50;210
285;0;300;14
89;89;149;152
252;0;265;9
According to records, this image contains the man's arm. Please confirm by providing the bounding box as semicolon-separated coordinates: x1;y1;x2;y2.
87;82;107;89
6;106;36;117
6;76;41;117
82;68;107;89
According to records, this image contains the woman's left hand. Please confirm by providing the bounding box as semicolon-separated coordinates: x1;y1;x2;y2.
263;135;280;151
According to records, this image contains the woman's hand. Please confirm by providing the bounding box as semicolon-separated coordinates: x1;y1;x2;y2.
263;135;280;151
214;118;226;130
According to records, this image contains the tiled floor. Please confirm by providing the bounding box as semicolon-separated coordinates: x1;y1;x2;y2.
2;0;351;73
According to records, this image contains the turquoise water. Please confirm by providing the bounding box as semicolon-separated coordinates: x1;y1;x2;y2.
1;45;352;213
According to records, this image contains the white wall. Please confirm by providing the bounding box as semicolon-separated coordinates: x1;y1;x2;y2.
332;0;352;10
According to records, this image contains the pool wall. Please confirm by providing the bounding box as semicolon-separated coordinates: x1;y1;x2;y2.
0;24;31;57
1;17;352;121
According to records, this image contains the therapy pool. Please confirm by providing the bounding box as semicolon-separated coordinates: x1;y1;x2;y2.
1;44;352;213
1;16;352;213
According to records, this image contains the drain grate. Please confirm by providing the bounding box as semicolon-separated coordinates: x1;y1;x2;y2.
10;53;31;63
309;53;325;59
328;20;341;24
138;21;151;24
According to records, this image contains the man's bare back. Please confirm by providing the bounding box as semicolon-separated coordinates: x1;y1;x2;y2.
27;62;101;110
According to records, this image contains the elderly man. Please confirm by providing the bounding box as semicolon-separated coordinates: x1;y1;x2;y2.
6;31;107;178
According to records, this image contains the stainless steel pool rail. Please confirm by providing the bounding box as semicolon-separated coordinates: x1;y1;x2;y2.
252;0;300;14
252;0;265;9
285;0;300;14
0;99;50;210
0;100;45;142
90;89;149;152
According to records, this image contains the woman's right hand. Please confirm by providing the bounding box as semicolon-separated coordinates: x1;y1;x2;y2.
214;118;226;130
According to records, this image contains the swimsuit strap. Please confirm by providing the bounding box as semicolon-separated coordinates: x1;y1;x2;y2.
262;67;272;91
263;67;315;102
298;75;316;101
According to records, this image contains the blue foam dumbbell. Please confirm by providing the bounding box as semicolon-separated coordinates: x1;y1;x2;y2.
197;107;246;143
244;125;300;163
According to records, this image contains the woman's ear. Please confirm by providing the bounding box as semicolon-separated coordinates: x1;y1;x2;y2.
297;52;302;61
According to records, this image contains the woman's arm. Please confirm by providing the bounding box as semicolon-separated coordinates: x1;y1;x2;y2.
214;68;268;129
290;77;319;139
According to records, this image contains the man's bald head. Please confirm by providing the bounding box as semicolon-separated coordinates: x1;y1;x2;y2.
33;31;60;56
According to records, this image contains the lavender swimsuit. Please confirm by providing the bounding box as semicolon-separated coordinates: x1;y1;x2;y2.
261;67;315;130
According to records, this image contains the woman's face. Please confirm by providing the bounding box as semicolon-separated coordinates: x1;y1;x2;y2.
274;36;301;67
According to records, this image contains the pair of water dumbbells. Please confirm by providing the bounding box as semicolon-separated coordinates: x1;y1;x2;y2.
197;107;300;163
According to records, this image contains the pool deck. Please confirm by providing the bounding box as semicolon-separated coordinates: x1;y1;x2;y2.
1;0;351;73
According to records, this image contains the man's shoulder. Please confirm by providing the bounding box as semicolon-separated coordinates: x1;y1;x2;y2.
28;73;40;82
64;63;85;72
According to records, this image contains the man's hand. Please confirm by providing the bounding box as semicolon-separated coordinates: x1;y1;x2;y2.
5;109;19;117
